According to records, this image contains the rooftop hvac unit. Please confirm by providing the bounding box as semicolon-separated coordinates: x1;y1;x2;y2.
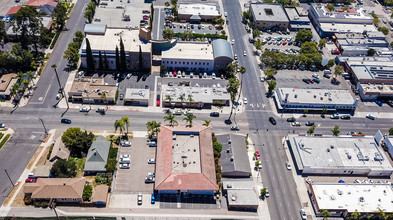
182;154;187;158
227;184;232;188
231;196;236;201
359;197;364;202
227;149;230;153
190;134;194;137
230;156;234;162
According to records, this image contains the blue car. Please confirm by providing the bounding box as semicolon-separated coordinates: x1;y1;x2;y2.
375;100;383;106
151;193;155;204
61;118;71;124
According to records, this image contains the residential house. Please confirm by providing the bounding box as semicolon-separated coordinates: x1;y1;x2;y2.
0;73;18;100
49;137;70;162
83;136;111;175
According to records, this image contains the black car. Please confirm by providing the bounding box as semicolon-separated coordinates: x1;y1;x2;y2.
210;112;220;117
269;117;276;125
302;78;310;84
287;117;296;122
305;121;315;126
387;100;393;107
340;115;351;120
61;118;71;124
231;126;240;131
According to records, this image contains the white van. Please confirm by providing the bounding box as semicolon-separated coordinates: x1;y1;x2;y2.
119;158;131;164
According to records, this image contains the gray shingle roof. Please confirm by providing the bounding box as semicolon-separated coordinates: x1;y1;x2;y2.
84;136;110;173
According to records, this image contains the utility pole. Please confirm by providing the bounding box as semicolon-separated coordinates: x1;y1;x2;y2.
38;118;48;135
4;169;14;187
52;64;69;110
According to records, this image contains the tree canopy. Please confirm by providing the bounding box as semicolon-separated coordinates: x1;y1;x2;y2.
50;159;77;178
61;128;95;157
295;29;313;44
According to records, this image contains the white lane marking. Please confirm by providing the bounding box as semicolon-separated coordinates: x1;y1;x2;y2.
41;84;52;104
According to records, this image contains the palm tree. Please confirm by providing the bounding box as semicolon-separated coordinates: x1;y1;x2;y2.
146;121;161;138
114;119;125;135
26;71;36;86
202;120;211;127
178;95;185;107
164;113;178;126
187;95;194;109
165;95;173;107
121;116;130;134
183;113;196;127
237;66;247;102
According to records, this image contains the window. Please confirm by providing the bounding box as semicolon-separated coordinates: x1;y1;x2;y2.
171;61;173;64
199;62;201;65
187;62;189;64
183;62;185;64
191;62;193;65
175;61;177;64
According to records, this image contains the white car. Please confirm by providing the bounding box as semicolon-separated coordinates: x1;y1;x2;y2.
234;54;238;60
190;72;193;78
366;114;376;120
120;154;130;159
300;209;307;220
119;158;130;164
260;77;265;82
224;11;228;17
243;97;247;104
148;159;156;164
120;141;131;147
0;123;5;128
286;162;291;170
312;73;319;79
291;122;301;127
126;73;132;79
79;107;90;112
203;72;207;78
265;188;269;197
243;51;246;56
330;113;339;119
137;193;143;205
231;39;235;45
212;73;216;79
119;163;130;169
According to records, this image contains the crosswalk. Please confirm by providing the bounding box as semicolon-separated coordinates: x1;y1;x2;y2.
248;102;266;109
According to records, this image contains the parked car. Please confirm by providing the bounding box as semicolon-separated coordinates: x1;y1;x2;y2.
149;141;157;147
302;78;310;84
231;126;240;131
137;193;143;205
156;95;160;106
210;112;220;117
265;188;270;197
255;151;261;160
120;154;130;159
243;97;247;104
151;193;155;204
148;159;156;164
300;209;307;220
0;123;5;128
340;115;351;120
331;49;341;55
269;117;276;125
61;118;71;124
96;107;105;113
286;117;296;122
387;100;393;107
291;122;301;127
142;10;150;13
375;100;383;106
80;107;90;112
119;158;131;164
56;93;62;100
119;163;130;169
305;121;315;126
120;141;131;147
366;114;376;120
173;110;183;115
145;176;155;183
286;162;291;170
330;114;339;119
25;178;37;183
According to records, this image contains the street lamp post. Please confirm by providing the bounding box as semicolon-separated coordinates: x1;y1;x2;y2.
51;64;69;110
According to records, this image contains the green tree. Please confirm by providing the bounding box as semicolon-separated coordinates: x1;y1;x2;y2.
215;18;225;26
237;66;247;102
367;48;376;56
370;12;380;26
226;62;238;78
165;95;173;106
267;80;277;94
264;67;277;79
61;128;95;157
213;141;222;153
319;209;331;220
115;45;120;71
84;1;96;23
348;210;361;220
74;31;85;45
254;39;263;50
120;37;127;71
327;59;335;69
389;128;393;135
187;95;194;108
82;185;93;201
146;121;161;138
203;120;211;127
260;188;267;197
178;95;185;106
52;3;67;30
301;41;318;54
105;158;117;174
114;119;125;135
242;10;252;20
327;3;335;11
64;46;79;67
85;38;95;70
307;125;316;135
334;65;344;80
252;29;260;39
0;20;7;48
332;125;340;136
295;29;313;44
322;108;328;115
227;77;240;101
121;116;130;135
318;39;327;50
163;28;175;39
183;113;196;127
98;50;103;70
164;113;178;126
50;159;77;178
342;5;349;11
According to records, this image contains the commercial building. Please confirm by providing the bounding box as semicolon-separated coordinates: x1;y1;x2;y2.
274;87;358;112
80;26;151;71
250;3;289;31
123;88;149;106
284;7;311;30
161;84;230;109
309;3;376;37
217;134;251;178
84;136;111;175
383;136;393;160
155;125;218;195
24;178;85;203
177;3;221;22
309;183;393;217
288;134;393;177
68;77;116;104
222;180;259;211
0;73;18;100
161;39;233;72
334;32;390;56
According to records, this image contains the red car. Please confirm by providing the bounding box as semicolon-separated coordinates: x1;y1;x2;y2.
142;10;150;13
142;17;149;20
331;49;341;55
156;95;161;107
25;178;37;183
255;151;261;160
123;17;130;21
173;71;177;77
282;41;287;45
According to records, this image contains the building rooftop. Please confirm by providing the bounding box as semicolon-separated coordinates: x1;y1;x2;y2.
84;136;110;173
285;7;310;22
68;77;116;100
291;135;393;171
277;88;355;105
250;3;289;22
212;39;233;60
161;85;230;104
359;83;393;95
93;185;108;203
178;3;220;16
217;134;250;176
319;23;377;33
162;42;214;60
155;125;218;191
34;165;51;178
124;88;149;100
310;183;393;213
24;178;85;199
49;137;70;161
26;0;58;7
337;38;388;47
351;65;393;80
83;28;150;53
222;179;255;191
311;3;373;21
84;24;107;35
0;73;17;94
6;5;22;16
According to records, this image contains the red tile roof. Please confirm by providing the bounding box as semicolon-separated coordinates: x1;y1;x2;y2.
6;5;22;16
155;125;218;191
26;0;58;7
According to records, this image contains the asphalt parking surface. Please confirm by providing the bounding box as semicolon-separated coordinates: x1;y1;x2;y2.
112;137;156;193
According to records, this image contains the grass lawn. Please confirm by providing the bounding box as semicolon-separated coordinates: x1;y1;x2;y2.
69;157;86;178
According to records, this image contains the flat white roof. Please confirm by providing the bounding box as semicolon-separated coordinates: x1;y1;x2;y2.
292;136;393;170
311;183;393;213
162;43;214;60
311;3;373;20
277;88;355;105
320;23;377;33
161;85;230;104
178;3;220;17
172;134;201;174
250;3;289;22
124;88;149;100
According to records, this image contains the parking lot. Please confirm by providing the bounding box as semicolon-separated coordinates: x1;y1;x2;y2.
93;0;151;28
112;137;156;193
